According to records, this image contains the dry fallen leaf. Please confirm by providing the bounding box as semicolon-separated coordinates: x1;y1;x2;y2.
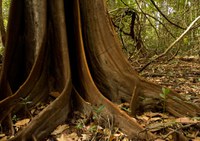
50;91;60;98
175;117;198;124
149;117;162;122
14;118;30;127
193;137;200;141
144;112;168;118
57;134;68;141
146;122;175;132
81;134;91;140
0;134;5;138
51;124;69;135
57;133;78;141
155;139;165;141
0;136;7;141
122;137;129;141
137;115;149;121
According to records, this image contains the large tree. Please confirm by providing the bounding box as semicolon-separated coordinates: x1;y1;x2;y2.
0;0;199;140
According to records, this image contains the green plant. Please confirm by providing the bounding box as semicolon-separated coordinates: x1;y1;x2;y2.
92;105;105;120
75;120;85;129
121;106;130;113
12;115;20;122
0;46;4;55
160;87;170;113
95;105;105;114
20;97;33;118
89;125;97;133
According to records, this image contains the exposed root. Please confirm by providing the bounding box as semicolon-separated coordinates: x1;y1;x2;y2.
9;84;71;141
1;1;73;140
79;0;200;117
72;1;155;139
1;0;199;140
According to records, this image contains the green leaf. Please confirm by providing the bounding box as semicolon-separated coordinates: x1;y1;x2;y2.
162;87;170;95
96;105;105;114
160;93;165;99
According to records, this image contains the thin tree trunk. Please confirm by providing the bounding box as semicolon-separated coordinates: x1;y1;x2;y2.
0;0;6;46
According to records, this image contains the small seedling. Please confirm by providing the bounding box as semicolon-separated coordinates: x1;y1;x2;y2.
160;87;170;113
95;105;105;115
20;97;33;118
75;119;85;129
93;105;105;120
12;115;20;122
89;125;97;133
121;106;130;113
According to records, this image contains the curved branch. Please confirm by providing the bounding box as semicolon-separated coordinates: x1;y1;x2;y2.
120;0;128;7
135;0;175;38
150;0;185;29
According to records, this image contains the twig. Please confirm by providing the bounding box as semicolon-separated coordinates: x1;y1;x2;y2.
167;46;180;62
163;123;197;140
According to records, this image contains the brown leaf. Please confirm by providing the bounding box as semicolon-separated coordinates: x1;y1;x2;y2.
50;91;60;98
51;124;69;135
14;118;30;127
146;122;175;132
57;133;78;141
0;134;5;138
193;137;200;141
175;117;199;124
81;134;91;140
0;136;7;141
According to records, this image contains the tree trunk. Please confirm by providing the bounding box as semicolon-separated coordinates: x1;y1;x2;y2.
0;0;199;140
0;0;6;47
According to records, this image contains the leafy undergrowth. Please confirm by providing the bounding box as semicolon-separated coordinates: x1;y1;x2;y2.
1;58;200;141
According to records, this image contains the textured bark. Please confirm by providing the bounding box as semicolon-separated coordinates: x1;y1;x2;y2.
0;0;6;46
79;0;200;117
0;0;199;140
70;1;154;139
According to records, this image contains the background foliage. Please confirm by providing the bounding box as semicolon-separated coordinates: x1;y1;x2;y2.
0;0;10;56
107;0;200;62
0;0;200;62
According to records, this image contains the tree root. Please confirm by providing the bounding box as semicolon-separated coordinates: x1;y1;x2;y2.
1;0;199;140
79;0;200;117
1;1;73;140
72;1;155;139
9;83;72;141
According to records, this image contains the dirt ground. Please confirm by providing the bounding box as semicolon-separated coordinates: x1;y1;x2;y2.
1;58;200;141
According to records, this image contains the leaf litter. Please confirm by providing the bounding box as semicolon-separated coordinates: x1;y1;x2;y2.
45;58;200;140
1;59;200;141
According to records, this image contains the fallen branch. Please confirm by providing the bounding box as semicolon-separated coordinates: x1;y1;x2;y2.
139;16;200;72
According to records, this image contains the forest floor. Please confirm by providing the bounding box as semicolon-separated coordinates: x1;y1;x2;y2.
1;57;200;141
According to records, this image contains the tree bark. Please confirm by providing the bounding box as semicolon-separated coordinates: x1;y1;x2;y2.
0;0;6;47
0;0;199;140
